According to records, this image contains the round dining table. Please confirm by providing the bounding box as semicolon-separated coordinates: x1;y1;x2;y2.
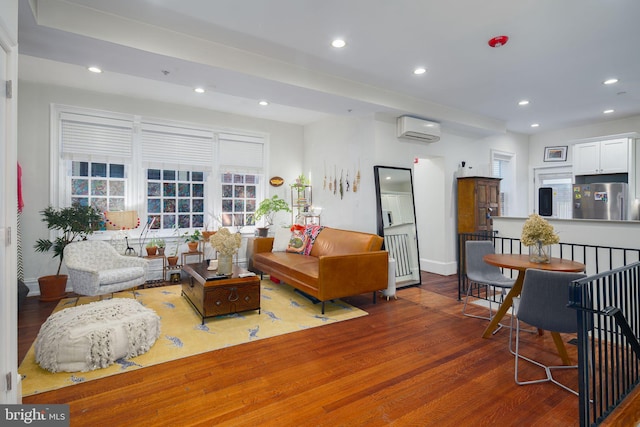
481;253;586;365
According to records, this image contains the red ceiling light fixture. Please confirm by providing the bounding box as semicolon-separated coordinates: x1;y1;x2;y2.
488;35;509;48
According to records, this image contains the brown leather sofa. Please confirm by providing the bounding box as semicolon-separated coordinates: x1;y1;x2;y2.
251;227;388;313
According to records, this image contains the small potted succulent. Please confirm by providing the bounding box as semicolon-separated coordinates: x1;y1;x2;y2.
156;239;166;256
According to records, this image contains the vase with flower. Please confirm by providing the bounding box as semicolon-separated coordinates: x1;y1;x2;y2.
521;213;560;263
209;228;242;275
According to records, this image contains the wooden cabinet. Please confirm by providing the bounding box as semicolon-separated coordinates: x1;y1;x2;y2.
457;177;501;233
573;138;629;175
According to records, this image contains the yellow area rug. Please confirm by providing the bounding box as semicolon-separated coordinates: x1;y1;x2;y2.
19;281;367;397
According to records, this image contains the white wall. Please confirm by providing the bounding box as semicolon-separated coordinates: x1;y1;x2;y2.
18;81;305;290
303;115;377;232
304;114;530;275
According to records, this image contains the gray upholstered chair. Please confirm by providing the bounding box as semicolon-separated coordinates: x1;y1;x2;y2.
64;240;149;296
463;240;515;333
510;268;586;395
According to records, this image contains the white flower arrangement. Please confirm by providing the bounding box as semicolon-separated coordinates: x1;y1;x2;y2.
209;227;242;256
521;213;560;246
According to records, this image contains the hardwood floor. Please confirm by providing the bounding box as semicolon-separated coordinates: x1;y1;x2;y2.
17;273;638;426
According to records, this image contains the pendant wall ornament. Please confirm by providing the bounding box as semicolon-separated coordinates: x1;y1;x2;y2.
322;160;360;199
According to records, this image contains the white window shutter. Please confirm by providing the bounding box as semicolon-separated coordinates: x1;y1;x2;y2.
218;133;265;172
60;112;133;162
141;123;214;171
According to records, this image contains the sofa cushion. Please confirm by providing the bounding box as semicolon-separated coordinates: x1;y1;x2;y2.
286;226;308;254
253;252;319;287
272;227;292;252
310;227;383;257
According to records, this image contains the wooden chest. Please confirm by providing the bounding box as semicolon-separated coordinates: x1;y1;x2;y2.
182;263;261;324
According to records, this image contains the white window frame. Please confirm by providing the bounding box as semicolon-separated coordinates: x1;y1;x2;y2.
491;149;516;217
51;104;268;238
533;165;573;219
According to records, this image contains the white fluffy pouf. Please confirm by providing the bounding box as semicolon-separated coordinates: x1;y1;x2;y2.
35;298;161;373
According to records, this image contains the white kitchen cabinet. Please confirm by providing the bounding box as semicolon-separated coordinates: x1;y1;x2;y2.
573;138;629;175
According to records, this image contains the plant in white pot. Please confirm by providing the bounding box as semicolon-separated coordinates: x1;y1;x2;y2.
34;204;103;301
254;195;291;237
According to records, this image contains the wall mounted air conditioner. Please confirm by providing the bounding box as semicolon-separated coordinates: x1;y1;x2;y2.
396;116;441;142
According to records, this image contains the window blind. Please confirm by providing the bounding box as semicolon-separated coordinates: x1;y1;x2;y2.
140;123;214;171
60;112;133;162
218;133;265;172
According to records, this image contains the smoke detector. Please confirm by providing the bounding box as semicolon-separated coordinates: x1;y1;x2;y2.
488;35;509;48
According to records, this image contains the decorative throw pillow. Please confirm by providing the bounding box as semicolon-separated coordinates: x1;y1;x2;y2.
286;224;308;254
272;227;292;252
302;225;324;255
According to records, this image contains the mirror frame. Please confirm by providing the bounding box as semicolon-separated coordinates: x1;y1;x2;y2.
373;165;421;287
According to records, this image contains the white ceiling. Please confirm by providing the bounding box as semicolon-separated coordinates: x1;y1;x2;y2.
17;0;640;135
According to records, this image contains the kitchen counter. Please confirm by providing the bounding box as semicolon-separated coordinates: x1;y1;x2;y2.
493;216;640;250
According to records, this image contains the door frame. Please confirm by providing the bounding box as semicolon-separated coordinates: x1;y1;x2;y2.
0;7;19;403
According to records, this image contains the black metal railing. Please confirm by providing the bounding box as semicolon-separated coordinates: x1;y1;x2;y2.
457;232;640;300
569;262;640;426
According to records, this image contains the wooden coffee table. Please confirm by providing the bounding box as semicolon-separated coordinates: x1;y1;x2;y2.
182;263;261;324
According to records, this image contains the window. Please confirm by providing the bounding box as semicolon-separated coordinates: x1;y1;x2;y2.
147;169;205;229
491;150;515;216
221;173;258;227
534;167;573;219
70;161;126;213
53;105;267;236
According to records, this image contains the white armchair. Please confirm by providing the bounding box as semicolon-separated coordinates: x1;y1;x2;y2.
64;240;149;296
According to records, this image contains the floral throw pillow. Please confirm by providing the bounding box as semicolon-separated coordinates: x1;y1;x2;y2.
286;224;308;254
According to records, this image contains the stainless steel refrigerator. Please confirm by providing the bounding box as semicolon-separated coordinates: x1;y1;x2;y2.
572;182;628;220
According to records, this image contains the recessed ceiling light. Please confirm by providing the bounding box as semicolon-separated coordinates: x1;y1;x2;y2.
603;78;619;85
603;109;615;114
194;87;205;94
413;67;427;75
259;100;269;106
518;100;530;106
331;39;346;48
530;123;540;128
87;66;102;73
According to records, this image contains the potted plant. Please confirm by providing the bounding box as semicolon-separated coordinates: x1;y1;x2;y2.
34;204;103;301
184;229;202;252
166;226;180;266
145;238;158;256
156;239;166;256
254;195;291;237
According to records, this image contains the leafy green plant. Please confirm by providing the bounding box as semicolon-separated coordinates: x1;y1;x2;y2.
291;174;309;187
34;204;104;276
156;239;166;249
183;229;202;243
255;195;291;227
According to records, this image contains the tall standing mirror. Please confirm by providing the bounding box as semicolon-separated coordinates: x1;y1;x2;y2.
374;166;421;288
